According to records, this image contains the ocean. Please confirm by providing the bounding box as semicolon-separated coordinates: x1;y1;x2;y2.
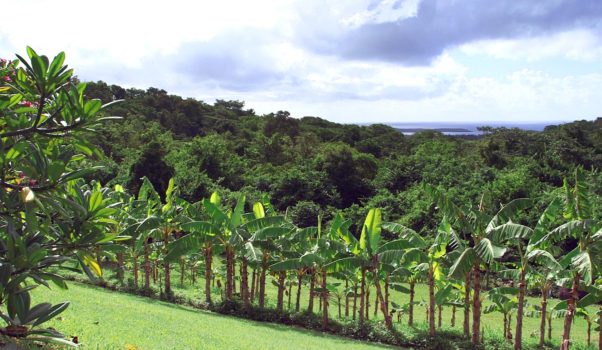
377;122;556;136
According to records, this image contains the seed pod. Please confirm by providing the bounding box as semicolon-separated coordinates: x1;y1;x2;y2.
20;186;35;203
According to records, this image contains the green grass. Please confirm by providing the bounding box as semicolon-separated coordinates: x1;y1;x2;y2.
31;283;398;350
50;263;597;349
101;263;596;349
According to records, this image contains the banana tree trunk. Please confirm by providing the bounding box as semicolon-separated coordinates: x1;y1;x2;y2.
373;290;378;317
225;247;234;301
259;253;268;308
597;306;601;350
133;254;139;287
190;263;196;286
428;265;436;336
321;268;329;329
345;279;349;317
374;270;392;329
504;313;508;339
438;305;442;329
288;280;293;310
353;283;358;321
472;266;481;346
116;252;125;283
179;258;185;287
250;268;256;302
385;273;390;314
560;273;580;350
241;257;250;306
548;313;552;341
359;267;365;323
540;284;549;347
409;280;415;327
277;270;286;311
365;286;370;321
144;239;150;289
451;305;456;327
308;269;315;313
163;230;171;298
204;244;213;304
515;267;527;350
296;271;303;312
464;272;471;338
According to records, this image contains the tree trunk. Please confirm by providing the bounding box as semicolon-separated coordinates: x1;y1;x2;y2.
277;270;286;311
164;257;171;298
504;313;508;339
225;247;234;301
133;254;139;287
374;290;379;317
365;287;370;321
374;270;392;329
345;279;349;317
338;295;341;319
384;273;390;316
438;305;442;329
464;272;471;338
204;244;212;304
409;280;415;327
241;258;250;306
191;263;196;285
259;253;268;308
472;266;481;346
232;258;236;294
539;283;549;347
144;239;150;289
587;320;591;346
428;265;436;336
308;270;315;313
250;268;256;301
359;268;366;323
179;258;185;287
515;267;527;350
116;252;125;283
548;313;552;341
296;271;303;312
288;280;292;310
451;305;456;327
560;273;579;350
597;306;601;350
321;268;329;329
353;283;358;321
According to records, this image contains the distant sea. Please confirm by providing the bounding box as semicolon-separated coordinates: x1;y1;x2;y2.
371;122;557;136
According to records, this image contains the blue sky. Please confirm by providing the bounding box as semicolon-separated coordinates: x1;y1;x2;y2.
1;0;601;124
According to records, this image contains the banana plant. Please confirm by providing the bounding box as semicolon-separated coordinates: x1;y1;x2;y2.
327;209;417;329
483;287;519;341
428;184;531;345
486;197;563;350
134;177;182;299
532;169;601;350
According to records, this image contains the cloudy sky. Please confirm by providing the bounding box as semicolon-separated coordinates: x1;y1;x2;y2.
2;0;601;124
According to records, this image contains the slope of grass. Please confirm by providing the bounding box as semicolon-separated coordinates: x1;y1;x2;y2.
31;283;398;350
98;264;596;349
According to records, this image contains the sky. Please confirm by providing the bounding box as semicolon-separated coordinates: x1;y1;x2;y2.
1;0;602;124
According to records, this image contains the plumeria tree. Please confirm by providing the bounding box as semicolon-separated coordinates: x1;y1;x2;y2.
0;48;125;343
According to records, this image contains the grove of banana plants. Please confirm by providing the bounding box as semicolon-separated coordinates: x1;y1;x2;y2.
0;48;600;350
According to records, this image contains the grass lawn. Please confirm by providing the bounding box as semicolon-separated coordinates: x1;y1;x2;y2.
99;264;596;349
31;283;399;350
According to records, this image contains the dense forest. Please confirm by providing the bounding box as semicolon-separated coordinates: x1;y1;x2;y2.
84;81;602;231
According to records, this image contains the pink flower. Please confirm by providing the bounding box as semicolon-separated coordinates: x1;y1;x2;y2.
19;101;33;107
2;76;10;82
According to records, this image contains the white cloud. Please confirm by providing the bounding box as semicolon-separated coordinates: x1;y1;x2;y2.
460;29;602;61
1;0;601;124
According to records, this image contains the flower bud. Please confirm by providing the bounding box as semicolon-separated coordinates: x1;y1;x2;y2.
20;187;35;203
